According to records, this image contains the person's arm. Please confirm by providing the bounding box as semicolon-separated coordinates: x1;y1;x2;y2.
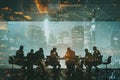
97;50;101;56
42;52;45;59
56;52;59;57
64;52;68;59
22;51;24;58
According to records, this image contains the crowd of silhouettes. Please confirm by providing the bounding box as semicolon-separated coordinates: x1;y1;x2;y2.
8;45;111;80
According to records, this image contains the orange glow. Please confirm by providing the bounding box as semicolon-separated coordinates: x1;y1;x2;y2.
34;0;48;13
14;12;23;15
0;22;7;30
60;4;80;9
24;15;32;20
1;7;12;10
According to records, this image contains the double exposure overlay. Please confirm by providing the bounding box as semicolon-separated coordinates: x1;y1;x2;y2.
0;0;120;80
0;21;120;68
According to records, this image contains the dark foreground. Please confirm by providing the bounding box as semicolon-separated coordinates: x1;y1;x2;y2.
0;68;120;80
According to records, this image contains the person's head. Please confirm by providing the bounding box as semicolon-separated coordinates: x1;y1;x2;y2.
53;48;57;51
85;48;88;53
39;48;43;51
30;49;34;53
67;47;71;51
93;46;97;51
19;45;23;50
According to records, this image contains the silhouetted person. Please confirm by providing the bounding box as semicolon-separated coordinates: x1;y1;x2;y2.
93;46;101;59
15;45;24;65
15;45;26;79
34;48;45;79
49;48;61;67
84;49;93;71
34;48;44;65
26;49;34;80
50;48;61;80
85;49;92;59
50;48;59;57
93;46;102;70
64;47;75;80
84;49;92;80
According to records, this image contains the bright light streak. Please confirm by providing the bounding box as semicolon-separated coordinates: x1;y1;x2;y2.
44;18;48;22
44;18;49;43
91;18;95;23
91;24;96;31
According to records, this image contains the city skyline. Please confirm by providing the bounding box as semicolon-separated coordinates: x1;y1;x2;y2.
1;21;120;52
0;21;120;68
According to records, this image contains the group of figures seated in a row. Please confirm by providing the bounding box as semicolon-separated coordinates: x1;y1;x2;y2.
9;45;111;80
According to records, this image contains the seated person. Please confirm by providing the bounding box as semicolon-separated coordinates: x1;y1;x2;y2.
49;48;60;67
93;46;102;64
34;48;45;65
64;47;76;72
84;48;93;62
15;45;24;65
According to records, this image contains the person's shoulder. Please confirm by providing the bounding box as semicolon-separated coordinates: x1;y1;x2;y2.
72;50;75;54
97;50;100;52
89;52;92;55
16;50;20;53
35;51;39;53
89;52;92;54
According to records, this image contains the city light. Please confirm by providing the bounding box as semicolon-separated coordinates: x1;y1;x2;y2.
44;18;49;43
0;21;120;69
44;18;49;22
0;0;120;79
91;24;96;31
34;0;48;13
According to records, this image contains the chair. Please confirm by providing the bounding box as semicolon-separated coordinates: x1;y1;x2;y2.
102;56;112;69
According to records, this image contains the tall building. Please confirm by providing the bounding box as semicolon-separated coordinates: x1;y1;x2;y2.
57;31;70;57
27;25;46;49
90;24;96;47
111;31;120;50
0;22;8;54
84;26;92;50
71;26;84;52
48;30;57;45
0;22;10;63
58;31;70;45
0;22;9;64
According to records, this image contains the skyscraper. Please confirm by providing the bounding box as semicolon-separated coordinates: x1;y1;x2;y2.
71;26;84;52
111;31;120;50
58;31;70;45
27;25;46;49
84;26;92;50
48;30;57;45
0;22;8;54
